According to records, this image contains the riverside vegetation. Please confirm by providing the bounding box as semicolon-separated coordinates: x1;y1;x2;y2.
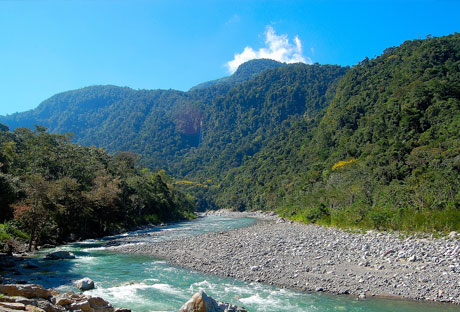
0;125;194;252
0;34;459;235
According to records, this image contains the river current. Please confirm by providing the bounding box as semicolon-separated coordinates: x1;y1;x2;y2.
13;216;459;312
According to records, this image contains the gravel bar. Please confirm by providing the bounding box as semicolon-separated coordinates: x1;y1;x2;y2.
115;211;460;304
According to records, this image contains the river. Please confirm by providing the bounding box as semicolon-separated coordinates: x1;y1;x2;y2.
9;216;459;312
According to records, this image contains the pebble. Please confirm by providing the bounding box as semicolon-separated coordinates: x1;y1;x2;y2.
114;211;460;305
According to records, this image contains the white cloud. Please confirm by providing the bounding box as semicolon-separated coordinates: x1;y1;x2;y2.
226;26;312;73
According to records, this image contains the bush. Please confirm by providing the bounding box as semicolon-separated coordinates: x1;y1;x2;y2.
367;209;393;230
0;221;29;242
305;204;330;223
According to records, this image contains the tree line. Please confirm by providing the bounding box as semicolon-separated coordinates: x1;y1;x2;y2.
0;125;194;251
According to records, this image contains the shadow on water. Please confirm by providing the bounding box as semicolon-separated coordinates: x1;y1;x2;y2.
1;255;81;289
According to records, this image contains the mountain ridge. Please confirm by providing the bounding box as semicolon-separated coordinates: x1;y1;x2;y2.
188;58;285;91
1;33;460;231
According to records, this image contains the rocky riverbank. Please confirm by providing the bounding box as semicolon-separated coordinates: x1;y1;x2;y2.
0;283;241;312
115;212;460;304
0;283;130;312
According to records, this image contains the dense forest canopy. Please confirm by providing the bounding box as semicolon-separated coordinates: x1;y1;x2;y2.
0;124;194;251
1;34;460;233
217;34;460;232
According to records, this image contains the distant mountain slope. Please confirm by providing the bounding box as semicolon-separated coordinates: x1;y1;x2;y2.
0;86;192;170
189;59;285;90
177;63;348;178
0;60;283;170
0;60;345;173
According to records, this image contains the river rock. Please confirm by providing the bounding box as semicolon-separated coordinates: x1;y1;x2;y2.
25;305;45;312
179;291;247;312
86;296;114;312
36;299;64;312
75;278;95;291
0;301;26;310
0;284;124;312
70;300;92;312
45;251;75;260
0;284;51;299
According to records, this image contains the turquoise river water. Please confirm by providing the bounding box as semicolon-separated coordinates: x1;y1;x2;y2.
9;216;460;312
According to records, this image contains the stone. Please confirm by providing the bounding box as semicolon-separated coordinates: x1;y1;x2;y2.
53;294;72;306
75;278;95;291
0;296;17;303
44;251;75;260
36;300;63;312
11;298;37;306
114;309;131;312
0;301;26;310
25;305;46;312
178;291;247;312
86;297;114;312
448;231;458;239
70;301;93;312
0;284;51;299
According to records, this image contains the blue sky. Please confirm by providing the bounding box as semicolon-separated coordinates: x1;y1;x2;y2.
1;0;459;116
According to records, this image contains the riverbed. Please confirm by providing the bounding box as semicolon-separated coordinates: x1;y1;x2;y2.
2;215;459;311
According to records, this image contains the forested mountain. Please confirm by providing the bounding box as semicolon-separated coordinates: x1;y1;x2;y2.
0;86;194;170
0;60;292;171
176;64;347;178
217;34;460;231
1;34;460;232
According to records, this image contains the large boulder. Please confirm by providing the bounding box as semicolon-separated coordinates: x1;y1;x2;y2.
45;251;75;260
86;296;114;312
36;299;64;312
179;291;247;312
75;278;95;291
0;284;51;299
70;301;92;312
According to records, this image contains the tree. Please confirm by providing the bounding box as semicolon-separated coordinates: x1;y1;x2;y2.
13;174;51;251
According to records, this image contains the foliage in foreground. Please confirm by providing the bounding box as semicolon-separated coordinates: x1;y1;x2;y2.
0;126;194;250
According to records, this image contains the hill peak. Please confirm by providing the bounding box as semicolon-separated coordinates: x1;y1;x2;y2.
189;58;285;91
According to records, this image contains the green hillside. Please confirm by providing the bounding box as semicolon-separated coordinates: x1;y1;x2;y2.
219;34;460;232
176;63;347;178
1;34;460;232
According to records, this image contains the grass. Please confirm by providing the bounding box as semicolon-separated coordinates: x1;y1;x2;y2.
278;204;460;234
